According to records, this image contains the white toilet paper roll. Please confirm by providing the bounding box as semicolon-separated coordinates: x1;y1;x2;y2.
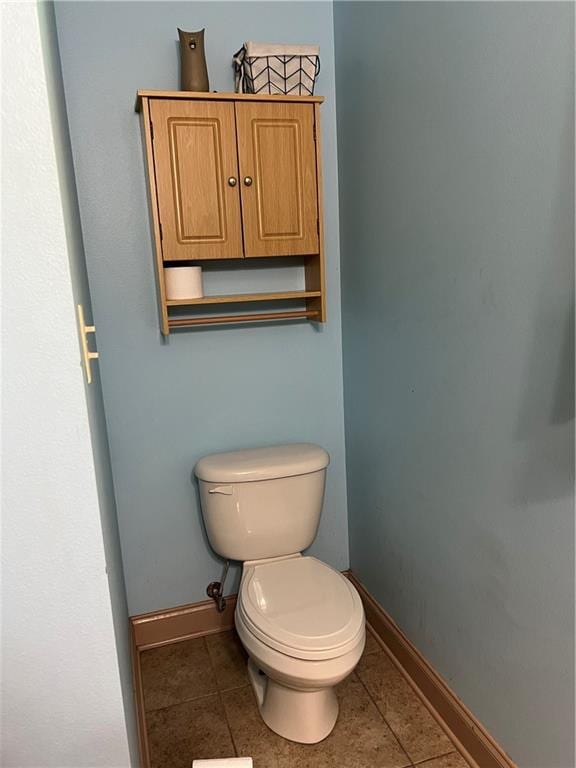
164;266;204;300
192;760;252;767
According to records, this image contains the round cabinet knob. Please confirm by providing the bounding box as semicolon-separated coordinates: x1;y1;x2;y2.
244;176;253;187
227;177;237;187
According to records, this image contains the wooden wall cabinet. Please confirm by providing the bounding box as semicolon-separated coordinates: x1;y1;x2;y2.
136;91;326;333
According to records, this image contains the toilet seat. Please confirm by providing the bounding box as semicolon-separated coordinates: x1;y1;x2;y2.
237;556;364;661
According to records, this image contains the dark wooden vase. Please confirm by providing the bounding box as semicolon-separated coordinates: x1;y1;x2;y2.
178;28;209;92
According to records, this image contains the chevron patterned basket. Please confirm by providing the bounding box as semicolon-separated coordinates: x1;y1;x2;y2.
233;42;320;96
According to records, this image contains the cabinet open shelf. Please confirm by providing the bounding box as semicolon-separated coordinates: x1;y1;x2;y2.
166;289;322;328
168;309;319;329
166;290;322;307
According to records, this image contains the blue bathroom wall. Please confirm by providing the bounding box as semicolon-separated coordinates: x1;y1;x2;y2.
54;1;348;615
335;3;574;766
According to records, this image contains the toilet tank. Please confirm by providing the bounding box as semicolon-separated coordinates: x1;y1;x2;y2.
195;443;330;561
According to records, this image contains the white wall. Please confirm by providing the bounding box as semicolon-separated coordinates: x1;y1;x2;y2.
1;3;132;765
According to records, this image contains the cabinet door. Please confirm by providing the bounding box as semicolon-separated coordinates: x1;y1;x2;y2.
235;102;319;258
150;99;243;260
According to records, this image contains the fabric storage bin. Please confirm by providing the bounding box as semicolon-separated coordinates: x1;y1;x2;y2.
233;42;320;96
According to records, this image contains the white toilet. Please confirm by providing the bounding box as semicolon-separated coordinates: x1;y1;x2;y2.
195;443;365;744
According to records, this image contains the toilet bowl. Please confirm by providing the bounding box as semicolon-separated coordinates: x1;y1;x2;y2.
235;554;365;743
194;443;366;744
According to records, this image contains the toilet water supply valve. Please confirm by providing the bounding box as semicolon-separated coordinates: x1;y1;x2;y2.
207;559;230;612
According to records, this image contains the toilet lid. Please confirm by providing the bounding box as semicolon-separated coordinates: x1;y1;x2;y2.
238;557;364;660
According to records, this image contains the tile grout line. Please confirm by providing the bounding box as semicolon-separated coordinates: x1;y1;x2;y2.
357;662;452;768
353;656;414;768
364;621;472;764
413;750;463;766
204;633;241;759
360;631;416;765
144;688;223;715
144;681;252;715
219;689;240;759
361;630;466;765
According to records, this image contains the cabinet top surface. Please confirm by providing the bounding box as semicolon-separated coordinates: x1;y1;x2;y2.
135;89;324;111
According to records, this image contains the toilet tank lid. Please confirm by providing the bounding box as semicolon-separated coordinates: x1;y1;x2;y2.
194;443;330;483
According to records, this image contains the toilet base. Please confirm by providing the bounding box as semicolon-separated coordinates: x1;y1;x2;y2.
247;659;339;744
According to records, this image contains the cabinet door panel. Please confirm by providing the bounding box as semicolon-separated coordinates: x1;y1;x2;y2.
235;102;319;257
150;100;243;260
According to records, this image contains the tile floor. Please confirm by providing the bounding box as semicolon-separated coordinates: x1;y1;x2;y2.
139;627;472;768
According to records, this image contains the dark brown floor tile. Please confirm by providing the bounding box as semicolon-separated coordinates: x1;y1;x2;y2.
414;752;471;768
205;629;249;691
357;651;454;763
141;637;217;711
146;694;235;768
222;675;412;768
363;628;382;656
